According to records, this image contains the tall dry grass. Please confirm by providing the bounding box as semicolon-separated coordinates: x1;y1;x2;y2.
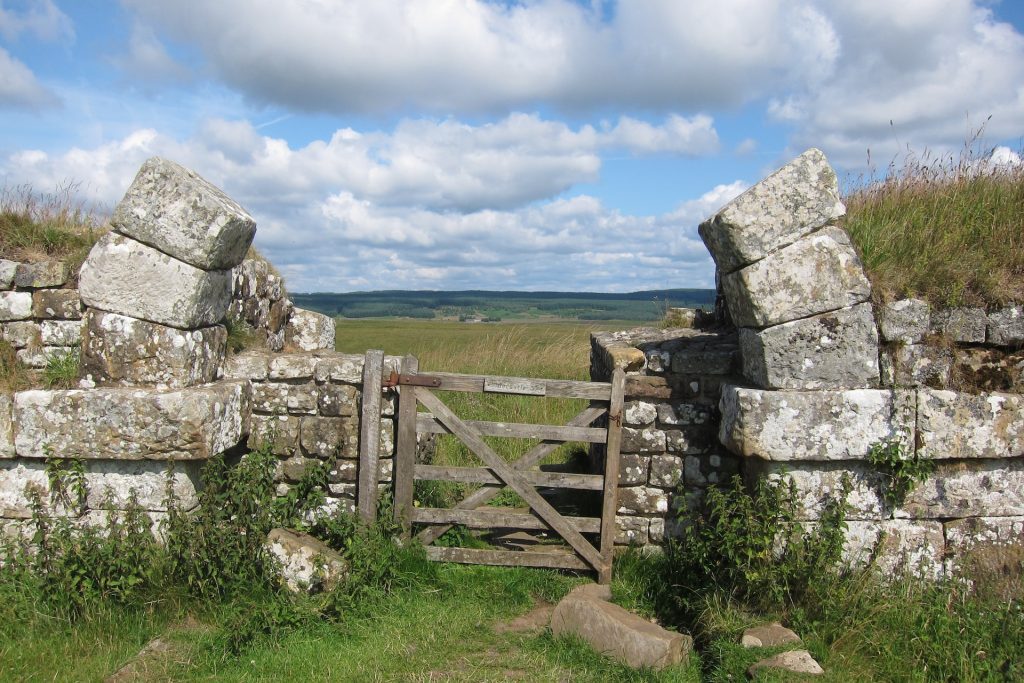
843;145;1024;308
0;184;104;269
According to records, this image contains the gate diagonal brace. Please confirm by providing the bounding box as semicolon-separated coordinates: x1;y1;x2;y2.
414;387;605;571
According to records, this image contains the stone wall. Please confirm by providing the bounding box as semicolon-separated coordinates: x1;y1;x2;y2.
1;257;82;369
592;149;1024;579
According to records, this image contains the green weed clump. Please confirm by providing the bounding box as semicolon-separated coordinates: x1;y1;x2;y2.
843;144;1024;308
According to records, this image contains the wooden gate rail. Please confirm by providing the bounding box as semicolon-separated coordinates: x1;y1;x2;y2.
389;357;626;584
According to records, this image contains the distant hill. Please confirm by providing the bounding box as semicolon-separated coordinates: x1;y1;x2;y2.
291;288;715;322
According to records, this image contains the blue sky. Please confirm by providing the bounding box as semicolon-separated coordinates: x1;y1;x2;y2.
1;1;1022;293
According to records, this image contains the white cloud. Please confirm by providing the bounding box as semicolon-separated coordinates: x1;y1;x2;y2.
0;46;58;108
0;0;73;42
111;23;191;85
989;145;1022;167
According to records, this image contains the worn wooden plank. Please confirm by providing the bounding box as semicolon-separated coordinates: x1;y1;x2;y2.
426;545;590;571
392;355;419;538
415;404;606;546
357;349;385;524
428;372;611;400
411;507;602;533
414;464;605;490
415;414;606;443
415;388;604;571
598;367;626;585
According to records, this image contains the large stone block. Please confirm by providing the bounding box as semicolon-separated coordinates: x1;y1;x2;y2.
945;516;1024;576
13;380;250;460
917;390;1023;459
79;232;232;328
878;298;929;344
698;148;845;273
0;394;12;458
81;310;226;389
746;459;886;520
722;226;871;328
285;308;335;351
0;291;32;321
113;157;256;270
841;520;944;579
900;459;1024;518
719;386;913;461
988;305;1024;347
738;303;880;389
551;584;691;670
32;289;82;319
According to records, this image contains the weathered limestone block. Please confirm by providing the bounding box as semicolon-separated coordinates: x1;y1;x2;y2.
669;347;735;374
13;380;250;460
617;486;668;515
944;516;1024;576
1;321;39;348
931;307;987;343
880;343;953;388
32;289;82;319
0;394;12;458
79;233;232;328
615;516;650;545
313;353;364;383
649;454;683;488
900;459;1024;518
622;427;666;454
285;308;335;351
551;584;691;670
624;401;657;426
842;520;944;579
619;454;649;485
738;303;880;389
113;157;256;270
222;350;272;381
266;528;347;593
740;623;801;648
917;390;1023;459
878;298;929;344
747;650;823;677
40;319;82;347
0;459;201;517
722;226;871;328
269;353;318;380
318;383;359;417
248;414;300;455
988;305;1024;347
0;291;32;321
719;386;913;461
0;260;16;289
81;310;226;389
252;382;318;415
14;260;67;288
698;148;845;273
299;416;359;458
747;459;886;520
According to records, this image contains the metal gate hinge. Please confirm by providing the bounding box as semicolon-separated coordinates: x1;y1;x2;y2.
382;370;442;389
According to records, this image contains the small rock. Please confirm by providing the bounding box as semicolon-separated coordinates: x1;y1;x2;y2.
740;622;802;648
747;649;823;677
265;527;347;593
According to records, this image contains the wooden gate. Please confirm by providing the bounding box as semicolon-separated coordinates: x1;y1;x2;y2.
387;357;625;584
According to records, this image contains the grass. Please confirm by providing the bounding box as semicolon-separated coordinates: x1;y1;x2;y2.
842;143;1024;308
0;183;103;270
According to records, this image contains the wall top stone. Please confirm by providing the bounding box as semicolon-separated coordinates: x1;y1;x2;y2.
698;148;845;274
112;157;256;271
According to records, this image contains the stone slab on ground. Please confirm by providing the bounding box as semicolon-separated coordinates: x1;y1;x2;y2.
13;380;251;460
739;303;880;390
740;622;801;648
917;390;1023;459
720;386;913;462
265;527;347;593
112;157;256;270
81;310;227;389
550;583;691;670
79;232;232;329
722;226;870;328
747;650;824;677
698;148;845;274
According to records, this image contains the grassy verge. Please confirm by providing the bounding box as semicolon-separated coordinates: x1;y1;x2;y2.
842;145;1024;308
0;183;103;269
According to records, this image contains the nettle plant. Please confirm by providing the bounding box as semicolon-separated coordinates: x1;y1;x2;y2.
866;436;935;509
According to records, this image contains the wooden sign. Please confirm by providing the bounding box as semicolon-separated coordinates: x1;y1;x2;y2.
483;377;546;396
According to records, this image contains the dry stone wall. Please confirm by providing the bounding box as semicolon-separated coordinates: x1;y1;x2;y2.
592;148;1024;579
1;257;82;369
